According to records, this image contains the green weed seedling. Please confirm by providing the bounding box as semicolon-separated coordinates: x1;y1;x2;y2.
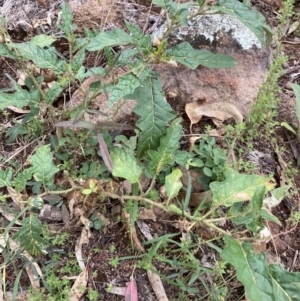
89;213;103;230
186;136;227;190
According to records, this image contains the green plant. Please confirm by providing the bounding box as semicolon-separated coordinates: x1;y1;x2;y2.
245;0;295;141
186;136;227;190
109;256;120;268
105;283;114;293
1;1;298;300
51;232;70;246
89;213;103;230
86;288;99;301
44;273;71;301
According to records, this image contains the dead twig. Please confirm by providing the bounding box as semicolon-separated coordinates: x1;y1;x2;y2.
280;64;300;77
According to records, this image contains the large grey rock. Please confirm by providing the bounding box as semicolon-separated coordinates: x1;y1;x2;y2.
153;11;271;116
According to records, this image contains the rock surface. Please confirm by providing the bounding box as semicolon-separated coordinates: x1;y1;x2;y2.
154;12;271;116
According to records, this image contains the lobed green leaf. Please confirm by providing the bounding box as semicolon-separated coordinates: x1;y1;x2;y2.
13;213;48;255
0;167;13;187
13;167;34;192
107;72;144;106
152;0;192;25
86;28;133;51
0;43;17;59
131;75;177;157
111;148;143;184
165;168;183;199
148;118;182;175
165;42;236;69
10;43;65;75
29;145;59;186
210;168;275;207
29;34;56;47
57;2;76;38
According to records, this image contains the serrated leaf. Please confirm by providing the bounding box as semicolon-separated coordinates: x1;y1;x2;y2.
107;72;144;106
132;76;177;156
29;145;59;186
165;42;236;69
29;34;56;47
213;0;272;47
0;167;13;187
0;43;17;59
6;124;28;143
13;167;34;192
111;148;143;183
57;2;76;38
125;21;153;54
210;169;275;207
13;213;48;255
152;0;192;25
221;236;300;301
165;168;183;199
10;43;65;75
45;82;65;104
86;28;133;51
147;118;182;175
0;89;40;110
70;48;86;75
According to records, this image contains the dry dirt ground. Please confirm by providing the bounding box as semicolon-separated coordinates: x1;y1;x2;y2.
0;0;300;300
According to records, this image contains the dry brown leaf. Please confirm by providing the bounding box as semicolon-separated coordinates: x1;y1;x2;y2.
70;268;88;301
188;136;201;151
138;208;156;221
68;191;83;219
0;204;22;225
39;204;62;221
6;187;24;210
208;128;223;137
6;106;30;114
137;220;153;240
79;215;93;238
61;204;70;226
75;227;90;270
97;133;113;173
147;269;169;301
122;210;145;253
109;286;126;296
185;100;243;131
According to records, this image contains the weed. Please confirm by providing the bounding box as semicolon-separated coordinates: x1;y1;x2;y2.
0;0;298;300
109;244;116;253
45;273;71;301
109;256;120;268
51;232;69;246
86;288;99;301
105;283;114;293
